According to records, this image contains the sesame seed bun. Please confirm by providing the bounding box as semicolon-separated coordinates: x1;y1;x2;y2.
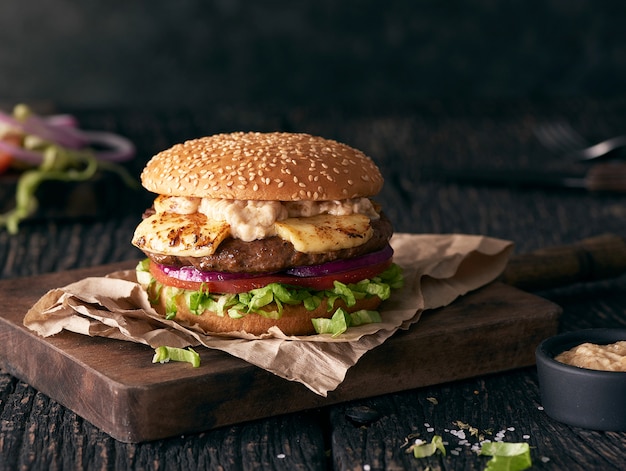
140;132;384;201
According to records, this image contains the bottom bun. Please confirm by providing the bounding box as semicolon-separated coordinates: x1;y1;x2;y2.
153;293;383;336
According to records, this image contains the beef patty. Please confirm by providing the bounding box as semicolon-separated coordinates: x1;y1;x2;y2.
144;213;394;273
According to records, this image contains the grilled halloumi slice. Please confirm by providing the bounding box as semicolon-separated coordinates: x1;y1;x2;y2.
132;212;230;257
274;213;373;253
133;208;373;257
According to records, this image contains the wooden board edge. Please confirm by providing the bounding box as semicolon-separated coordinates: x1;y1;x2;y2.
0;266;563;442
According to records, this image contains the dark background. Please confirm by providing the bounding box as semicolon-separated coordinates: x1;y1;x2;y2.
1;0;625;111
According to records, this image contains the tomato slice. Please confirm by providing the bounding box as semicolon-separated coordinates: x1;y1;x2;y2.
149;258;393;294
0;133;22;174
0;152;11;174
0;132;22;174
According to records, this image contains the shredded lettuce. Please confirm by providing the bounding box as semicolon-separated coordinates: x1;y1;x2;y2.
152;346;201;367
136;259;403;336
312;308;382;337
311;308;351;337
480;442;532;471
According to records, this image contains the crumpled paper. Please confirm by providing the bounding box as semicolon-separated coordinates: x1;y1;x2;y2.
24;233;513;396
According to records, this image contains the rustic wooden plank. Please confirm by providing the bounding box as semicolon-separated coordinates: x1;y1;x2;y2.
0;261;560;443
330;278;626;471
1;103;625;469
0;376;329;470
330;368;626;470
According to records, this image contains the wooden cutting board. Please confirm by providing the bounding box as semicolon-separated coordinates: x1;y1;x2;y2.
0;262;561;443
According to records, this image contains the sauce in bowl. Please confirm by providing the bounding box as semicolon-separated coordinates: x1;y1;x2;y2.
555;340;626;372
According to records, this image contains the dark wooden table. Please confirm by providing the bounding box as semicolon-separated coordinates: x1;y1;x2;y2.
2;99;626;469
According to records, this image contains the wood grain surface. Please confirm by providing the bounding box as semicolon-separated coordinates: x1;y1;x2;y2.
2;101;626;469
0;262;560;442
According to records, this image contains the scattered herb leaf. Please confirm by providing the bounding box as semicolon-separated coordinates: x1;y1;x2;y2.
480;442;532;471
152;346;201;367
408;435;446;458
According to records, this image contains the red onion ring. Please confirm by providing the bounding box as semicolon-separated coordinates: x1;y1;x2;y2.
1;109;135;163
22;113;87;149
0;140;43;165
44;114;80;128
285;244;394;277
80;130;135;162
160;265;272;283
158;244;394;283
0;110;24;131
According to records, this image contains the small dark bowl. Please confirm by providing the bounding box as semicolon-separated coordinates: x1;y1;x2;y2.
536;328;626;431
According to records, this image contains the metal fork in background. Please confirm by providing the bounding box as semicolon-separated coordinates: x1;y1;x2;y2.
534;121;626;161
421;160;626;193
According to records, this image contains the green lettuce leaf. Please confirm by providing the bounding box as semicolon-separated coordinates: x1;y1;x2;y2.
480;442;532;471
409;435;446;458
312;308;383;337
311;308;351;337
152;346;201;367
136;259;403;335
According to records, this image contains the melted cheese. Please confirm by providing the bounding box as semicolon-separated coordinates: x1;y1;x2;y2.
153;195;201;214
132;212;230;256
274;214;373;253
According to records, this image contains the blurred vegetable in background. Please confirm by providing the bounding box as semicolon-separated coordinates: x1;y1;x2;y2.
0;104;138;233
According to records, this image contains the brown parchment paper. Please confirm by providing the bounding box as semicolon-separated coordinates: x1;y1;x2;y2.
24;233;513;396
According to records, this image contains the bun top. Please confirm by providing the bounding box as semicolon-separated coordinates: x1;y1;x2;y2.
140;132;384;201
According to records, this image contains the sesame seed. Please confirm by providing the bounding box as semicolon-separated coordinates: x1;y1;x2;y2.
141;131;382;199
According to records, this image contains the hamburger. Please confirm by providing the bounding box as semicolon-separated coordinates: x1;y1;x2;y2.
132;132;402;336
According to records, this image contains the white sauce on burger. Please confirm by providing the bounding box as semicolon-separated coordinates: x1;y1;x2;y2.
156;195;380;242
